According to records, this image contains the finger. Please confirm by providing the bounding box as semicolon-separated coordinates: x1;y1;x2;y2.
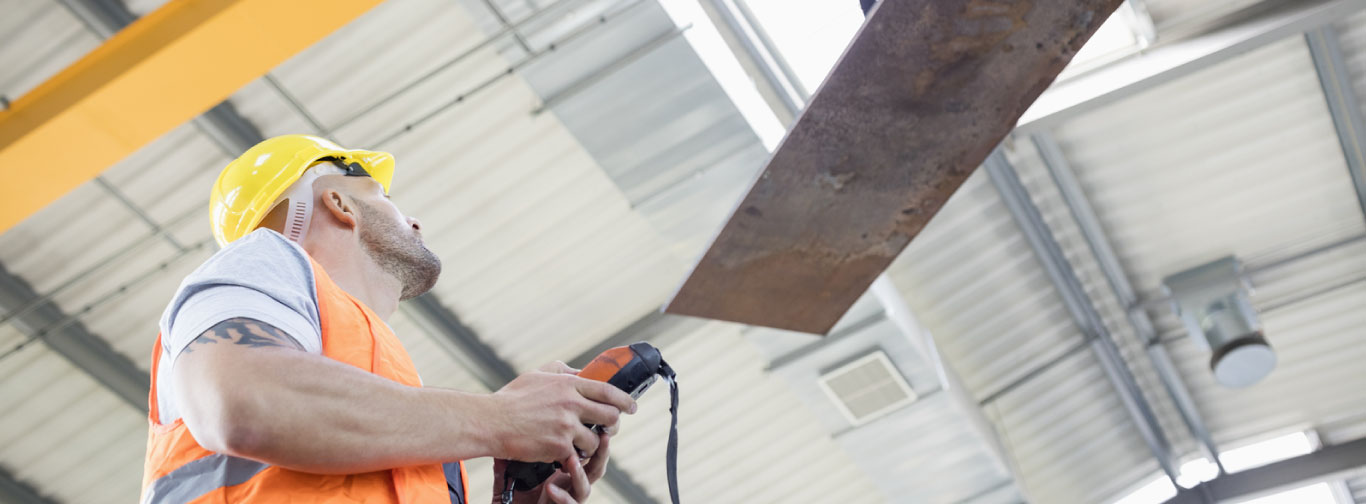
539;361;579;374
577;400;621;429
603;421;620;437
584;433;610;483
545;483;578;504
537;474;570;504
572;377;637;414
563;454;592;502
571;425;600;460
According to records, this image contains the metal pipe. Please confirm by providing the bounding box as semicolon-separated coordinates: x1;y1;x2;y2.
700;0;802;121
93;176;186;252
729;0;808;101
480;0;534;53
262;73;330;139
1306;26;1366;226
984;149;1183;486
1033;132;1225;474
1130;231;1366;312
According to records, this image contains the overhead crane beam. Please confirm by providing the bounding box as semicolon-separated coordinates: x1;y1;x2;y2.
0;0;387;234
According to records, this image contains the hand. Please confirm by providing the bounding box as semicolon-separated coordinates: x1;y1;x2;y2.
536;362;620;436
491;432;612;504
489;362;636;463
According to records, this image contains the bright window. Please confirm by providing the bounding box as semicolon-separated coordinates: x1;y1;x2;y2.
1109;432;1345;504
737;0;863;93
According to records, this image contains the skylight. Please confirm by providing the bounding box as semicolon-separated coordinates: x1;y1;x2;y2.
656;0;786;150
658;0;1151;152
735;0;862;94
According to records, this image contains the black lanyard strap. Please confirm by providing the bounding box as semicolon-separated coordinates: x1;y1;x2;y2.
665;374;680;504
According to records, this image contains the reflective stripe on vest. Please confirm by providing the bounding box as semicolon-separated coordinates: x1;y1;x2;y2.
141;454;269;504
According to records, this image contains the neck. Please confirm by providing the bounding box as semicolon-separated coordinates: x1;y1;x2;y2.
301;238;403;321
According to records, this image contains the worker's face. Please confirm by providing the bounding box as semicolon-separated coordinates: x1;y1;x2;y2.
347;178;441;300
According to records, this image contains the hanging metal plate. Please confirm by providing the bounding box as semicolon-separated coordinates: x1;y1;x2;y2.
663;0;1124;334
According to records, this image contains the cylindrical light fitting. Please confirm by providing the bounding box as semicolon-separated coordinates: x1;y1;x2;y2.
1163;256;1274;388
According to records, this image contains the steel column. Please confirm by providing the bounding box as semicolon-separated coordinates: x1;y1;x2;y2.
984;150;1182;485
1032;132;1224;474
1306;26;1366;224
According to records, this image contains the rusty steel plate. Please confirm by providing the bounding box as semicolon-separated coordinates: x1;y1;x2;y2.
663;0;1123;334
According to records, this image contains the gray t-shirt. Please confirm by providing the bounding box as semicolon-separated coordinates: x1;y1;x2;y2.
156;229;323;425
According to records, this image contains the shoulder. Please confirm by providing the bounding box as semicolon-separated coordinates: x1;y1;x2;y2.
212;228;312;271
187;229;314;287
160;229;319;328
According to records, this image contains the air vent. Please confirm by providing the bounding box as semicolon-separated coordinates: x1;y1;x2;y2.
817;350;917;425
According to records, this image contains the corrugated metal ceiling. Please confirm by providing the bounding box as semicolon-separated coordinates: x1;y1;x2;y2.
4;0;1366;503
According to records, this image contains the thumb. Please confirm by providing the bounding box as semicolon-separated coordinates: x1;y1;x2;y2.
538;360;579;375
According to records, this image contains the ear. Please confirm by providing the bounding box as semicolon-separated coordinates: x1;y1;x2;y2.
319;189;359;230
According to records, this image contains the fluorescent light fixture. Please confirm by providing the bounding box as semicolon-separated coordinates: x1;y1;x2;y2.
1112;475;1177;504
1176;458;1219;488
1111;431;1339;504
1221;431;1315;473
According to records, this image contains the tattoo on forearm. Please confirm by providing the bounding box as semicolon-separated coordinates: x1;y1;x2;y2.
184;318;304;353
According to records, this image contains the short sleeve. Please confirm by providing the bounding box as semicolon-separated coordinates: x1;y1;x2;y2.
155;229;322;424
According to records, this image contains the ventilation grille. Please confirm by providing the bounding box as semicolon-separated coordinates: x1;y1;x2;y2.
818;350;917;425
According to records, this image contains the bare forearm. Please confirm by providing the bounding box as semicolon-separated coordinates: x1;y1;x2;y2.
175;330;503;473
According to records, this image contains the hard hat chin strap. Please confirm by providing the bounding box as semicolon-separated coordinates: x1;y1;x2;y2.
270;164;345;243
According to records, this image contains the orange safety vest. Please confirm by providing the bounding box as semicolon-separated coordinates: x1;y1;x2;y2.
142;257;467;503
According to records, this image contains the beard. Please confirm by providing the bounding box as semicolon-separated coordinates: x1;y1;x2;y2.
355;199;442;300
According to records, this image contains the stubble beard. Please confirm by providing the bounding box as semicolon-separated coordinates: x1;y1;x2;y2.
355;199;442;301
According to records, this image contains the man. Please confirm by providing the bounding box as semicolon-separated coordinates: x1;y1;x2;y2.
143;134;635;504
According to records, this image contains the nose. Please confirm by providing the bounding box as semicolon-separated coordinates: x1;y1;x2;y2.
407;216;422;233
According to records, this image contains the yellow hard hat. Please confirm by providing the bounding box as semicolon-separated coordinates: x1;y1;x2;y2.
209;134;396;247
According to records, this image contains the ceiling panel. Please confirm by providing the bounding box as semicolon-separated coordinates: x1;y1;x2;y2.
0;331;144;504
609;320;885;503
0;0;100;101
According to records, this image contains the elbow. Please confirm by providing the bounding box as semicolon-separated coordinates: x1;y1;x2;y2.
206;419;269;458
185;395;271;458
